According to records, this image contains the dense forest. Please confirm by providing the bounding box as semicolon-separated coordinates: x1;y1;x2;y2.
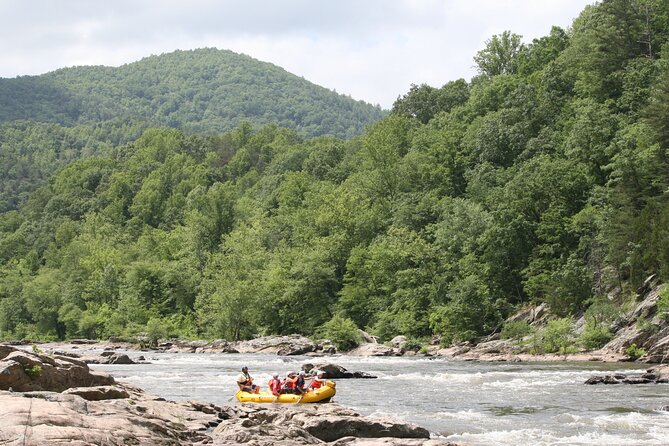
1;0;669;349
0;48;385;212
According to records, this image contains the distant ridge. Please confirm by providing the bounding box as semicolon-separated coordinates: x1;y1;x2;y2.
0;48;385;139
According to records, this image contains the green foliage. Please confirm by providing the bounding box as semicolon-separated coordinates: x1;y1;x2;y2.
580;323;614;350
474;31;524;77
0;49;385;140
318;315;362;352
500;320;533;340
658;285;669;320
23;364;42;380
624;343;647;359
542;318;575;353
402;338;423;352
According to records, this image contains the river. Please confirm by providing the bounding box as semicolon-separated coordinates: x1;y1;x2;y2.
88;350;669;445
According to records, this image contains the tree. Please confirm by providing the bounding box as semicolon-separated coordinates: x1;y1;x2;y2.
474;31;524;77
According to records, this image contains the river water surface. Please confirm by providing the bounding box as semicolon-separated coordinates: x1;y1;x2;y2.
88;350;669;445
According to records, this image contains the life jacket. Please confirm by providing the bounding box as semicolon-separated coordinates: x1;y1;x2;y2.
296;375;305;388
285;375;297;389
241;373;252;386
310;378;323;389
268;378;281;395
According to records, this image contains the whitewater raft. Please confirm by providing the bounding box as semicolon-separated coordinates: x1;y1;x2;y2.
235;380;336;403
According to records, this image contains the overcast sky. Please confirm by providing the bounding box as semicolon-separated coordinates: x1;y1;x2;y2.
0;0;592;108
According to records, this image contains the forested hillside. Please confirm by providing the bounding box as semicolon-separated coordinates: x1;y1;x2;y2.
0;49;385;139
0;48;385;212
1;0;668;348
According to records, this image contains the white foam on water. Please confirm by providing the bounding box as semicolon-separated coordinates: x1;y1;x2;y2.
435;409;492;422
448;427;666;446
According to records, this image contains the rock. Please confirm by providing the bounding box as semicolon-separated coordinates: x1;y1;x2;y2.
347;344;400;357
63;385;130;400
584;366;669;385
0;388;219;445
234;335;317;355
0;345;115;392
212;404;432;445
331;438;459;446
301;363;377;379
107;353;136;364
389;336;407;349
69;339;99;345
358;330;378;344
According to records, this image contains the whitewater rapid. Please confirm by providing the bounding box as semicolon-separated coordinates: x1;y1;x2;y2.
88;351;669;446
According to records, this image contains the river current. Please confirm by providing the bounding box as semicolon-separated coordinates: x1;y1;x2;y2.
88;350;669;446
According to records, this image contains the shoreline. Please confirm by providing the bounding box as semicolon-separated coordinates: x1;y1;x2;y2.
10;336;639;364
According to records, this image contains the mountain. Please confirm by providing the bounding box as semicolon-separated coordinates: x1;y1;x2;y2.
0;48;385;139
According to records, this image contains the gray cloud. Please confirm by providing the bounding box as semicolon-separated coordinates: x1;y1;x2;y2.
0;0;592;107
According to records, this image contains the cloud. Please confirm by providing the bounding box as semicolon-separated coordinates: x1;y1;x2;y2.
0;0;592;108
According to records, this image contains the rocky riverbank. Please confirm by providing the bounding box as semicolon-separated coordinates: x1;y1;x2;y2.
8;278;669;366
0;344;459;445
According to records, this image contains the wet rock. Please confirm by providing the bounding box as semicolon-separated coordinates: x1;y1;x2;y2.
359;330;378;344
301;363;377;379
331;438;459;446
584;365;669;385
107;353;136;364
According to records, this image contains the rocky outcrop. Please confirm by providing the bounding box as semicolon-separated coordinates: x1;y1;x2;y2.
211;404;443;445
235;335;318;355
584;365;669;385
346;344;401;357
0;387;221;445
0;345;114;392
0;389;457;446
302;363;377;379
161;335;322;356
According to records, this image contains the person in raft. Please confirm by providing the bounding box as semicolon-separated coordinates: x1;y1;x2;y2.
295;370;308;394
268;373;282;396
236;366;259;393
307;371;326;390
281;371;300;394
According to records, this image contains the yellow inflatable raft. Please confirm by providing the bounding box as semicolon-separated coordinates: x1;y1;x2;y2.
235;380;336;403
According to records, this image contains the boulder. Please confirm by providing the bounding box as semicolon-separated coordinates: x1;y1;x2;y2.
347;344;399;357
358;330;378;344
63;385;130;400
0;345;114;392
234;335;317;355
389;336;407;349
0;388;219;445
302;363;377;379
107;353;136;364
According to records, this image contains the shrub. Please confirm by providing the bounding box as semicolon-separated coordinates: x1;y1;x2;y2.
319;315;362;351
23;364;42;379
579;323;614;350
500;320;532;340
624;343;646;359
146;317;167;348
403;338;423;351
542;318;575;353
